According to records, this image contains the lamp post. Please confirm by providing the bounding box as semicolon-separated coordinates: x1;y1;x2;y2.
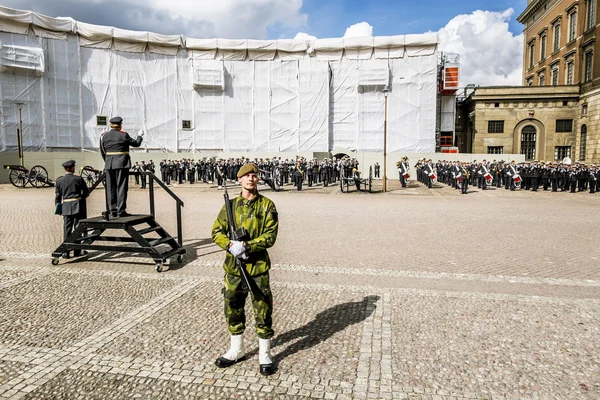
16;102;24;167
382;88;389;192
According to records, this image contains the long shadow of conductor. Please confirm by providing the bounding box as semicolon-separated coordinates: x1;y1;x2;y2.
272;295;380;363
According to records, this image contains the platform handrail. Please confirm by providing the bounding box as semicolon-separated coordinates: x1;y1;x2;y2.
145;171;184;246
89;170;184;246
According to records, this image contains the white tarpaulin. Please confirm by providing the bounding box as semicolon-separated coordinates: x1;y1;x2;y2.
0;5;439;154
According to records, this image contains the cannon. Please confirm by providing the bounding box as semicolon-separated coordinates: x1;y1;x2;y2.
258;167;282;191
340;166;373;193
4;164;54;188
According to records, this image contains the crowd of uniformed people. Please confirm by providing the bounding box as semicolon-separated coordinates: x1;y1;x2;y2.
407;158;599;194
130;156;363;191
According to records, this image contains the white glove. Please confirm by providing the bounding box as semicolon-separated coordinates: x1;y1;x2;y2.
229;241;245;257
138;130;145;138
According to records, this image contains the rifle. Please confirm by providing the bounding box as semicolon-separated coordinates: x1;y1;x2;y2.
219;167;253;293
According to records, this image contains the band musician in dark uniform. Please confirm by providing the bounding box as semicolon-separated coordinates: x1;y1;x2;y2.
100;116;144;217
55;160;89;259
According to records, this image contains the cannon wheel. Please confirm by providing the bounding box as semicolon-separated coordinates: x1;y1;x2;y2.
271;168;281;191
81;166;102;189
29;165;49;188
9;168;29;188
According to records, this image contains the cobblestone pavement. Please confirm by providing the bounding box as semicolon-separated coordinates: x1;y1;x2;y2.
0;180;599;399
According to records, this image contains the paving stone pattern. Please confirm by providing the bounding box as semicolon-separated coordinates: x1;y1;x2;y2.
0;183;599;399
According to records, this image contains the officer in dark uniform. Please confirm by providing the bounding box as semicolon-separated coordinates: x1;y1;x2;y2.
140;160;148;189
100;116;143;217
55;160;89;258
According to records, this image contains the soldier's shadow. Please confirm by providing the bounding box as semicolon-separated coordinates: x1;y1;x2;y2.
270;295;380;363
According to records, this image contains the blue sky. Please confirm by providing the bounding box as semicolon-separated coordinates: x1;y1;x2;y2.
270;0;528;39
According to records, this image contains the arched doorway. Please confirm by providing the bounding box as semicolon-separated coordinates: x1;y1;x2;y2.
521;125;537;160
333;153;349;160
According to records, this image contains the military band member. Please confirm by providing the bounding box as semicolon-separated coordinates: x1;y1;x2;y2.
140;160;148;189
374;162;380;178
569;166;578;192
398;157;409;188
293;161;304;191
478;160;489;190
132;161;140;185
211;163;279;376
100;116;144;217
588;164;598;194
460;162;470;194
55;160;89;258
506;160;518;191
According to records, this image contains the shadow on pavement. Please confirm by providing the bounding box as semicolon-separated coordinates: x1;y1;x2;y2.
272;295;380;363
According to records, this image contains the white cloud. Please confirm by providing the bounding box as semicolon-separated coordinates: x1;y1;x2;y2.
145;0;307;38
2;0;307;39
438;8;524;87
294;32;317;41
343;21;373;38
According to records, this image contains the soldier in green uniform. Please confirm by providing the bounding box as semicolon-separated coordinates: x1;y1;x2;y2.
211;163;279;376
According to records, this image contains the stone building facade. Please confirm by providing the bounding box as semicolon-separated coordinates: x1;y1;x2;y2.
457;0;600;164
458;86;581;162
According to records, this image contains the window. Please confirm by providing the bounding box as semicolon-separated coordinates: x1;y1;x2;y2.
585;51;593;82
540;34;547;59
556;119;573;132
569;11;577;41
539;73;545;86
521;126;537;160
567;61;574;84
181;120;192;130
488;146;504;154
551;65;559;85
529;43;535;68
527;78;533;86
494;102;500;108
582;103;588;115
580;125;587;160
555;146;571;160
563;100;569;106
553;23;561;52
587;0;596;30
488;120;504;133
96;116;107;126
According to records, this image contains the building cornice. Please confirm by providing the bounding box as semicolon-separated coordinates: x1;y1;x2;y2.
517;0;549;24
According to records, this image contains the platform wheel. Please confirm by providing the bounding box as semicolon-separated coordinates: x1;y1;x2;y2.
155;261;164;273
51;257;60;266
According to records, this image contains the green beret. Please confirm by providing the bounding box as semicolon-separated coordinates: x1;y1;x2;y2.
237;163;259;178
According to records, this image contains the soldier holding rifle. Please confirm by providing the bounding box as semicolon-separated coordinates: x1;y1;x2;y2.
211;163;279;376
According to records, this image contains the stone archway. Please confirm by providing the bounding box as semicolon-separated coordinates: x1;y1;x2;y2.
513;119;546;160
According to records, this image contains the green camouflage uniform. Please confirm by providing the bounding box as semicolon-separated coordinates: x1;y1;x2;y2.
211;193;278;339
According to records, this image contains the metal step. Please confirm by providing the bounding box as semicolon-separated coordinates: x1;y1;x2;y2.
137;226;162;236
148;237;175;247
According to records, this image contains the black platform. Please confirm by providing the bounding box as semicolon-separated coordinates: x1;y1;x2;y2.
51;172;186;272
51;214;185;272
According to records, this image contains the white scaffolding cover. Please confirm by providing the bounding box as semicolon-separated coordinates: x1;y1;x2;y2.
0;5;438;153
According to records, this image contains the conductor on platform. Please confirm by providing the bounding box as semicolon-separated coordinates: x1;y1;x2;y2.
100;116;144;217
55;160;89;258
